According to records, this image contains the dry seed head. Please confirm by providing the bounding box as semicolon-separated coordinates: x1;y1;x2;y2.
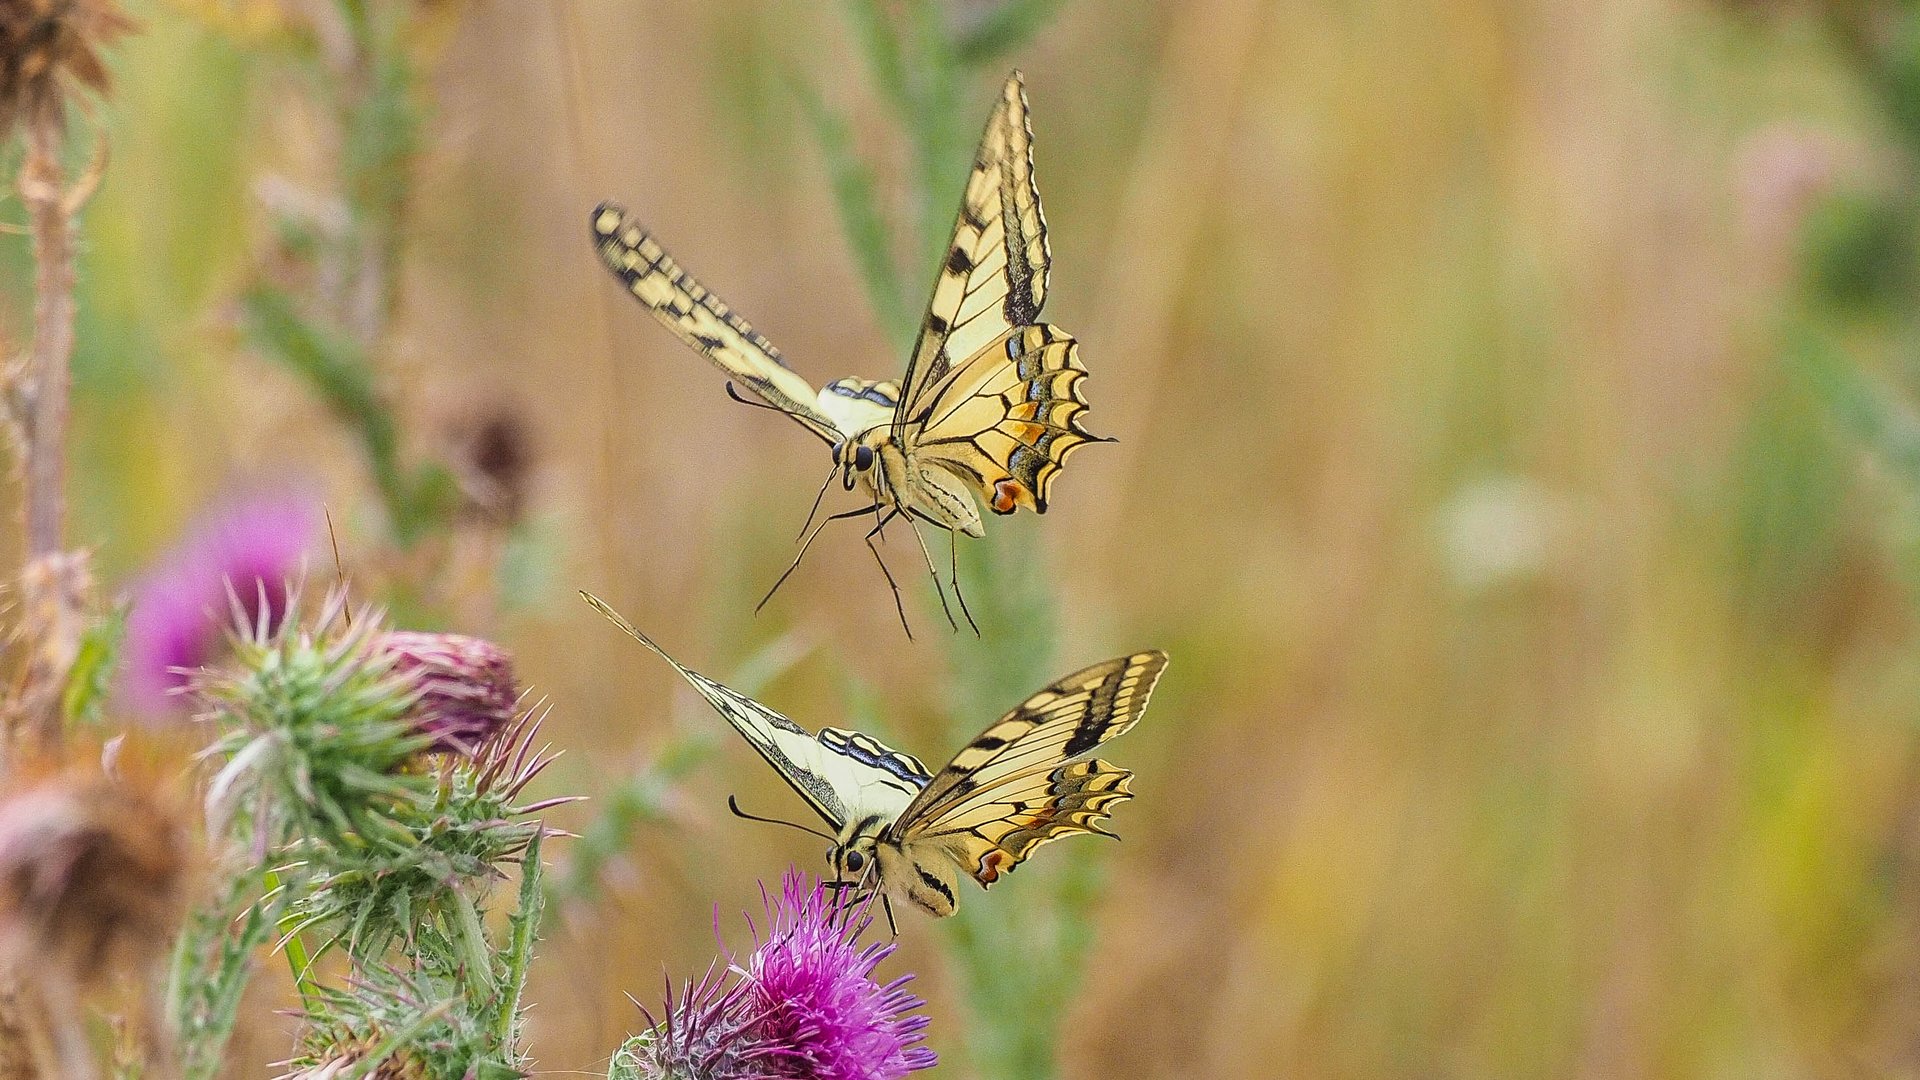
0;0;137;137
450;408;534;527
0;747;189;989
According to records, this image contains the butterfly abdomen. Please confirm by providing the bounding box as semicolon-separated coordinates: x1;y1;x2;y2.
877;843;961;917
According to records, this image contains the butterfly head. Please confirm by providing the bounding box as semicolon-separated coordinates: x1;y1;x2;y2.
828;831;880;881
831;439;879;492
826;810;893;890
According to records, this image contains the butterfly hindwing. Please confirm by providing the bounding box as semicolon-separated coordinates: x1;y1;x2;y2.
943;759;1134;885
890;650;1169;887
895;71;1050;427
907;324;1101;514
817;727;933;820
592;204;841;445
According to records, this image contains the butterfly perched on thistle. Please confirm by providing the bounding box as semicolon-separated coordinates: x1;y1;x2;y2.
592;72;1103;635
582;592;1165;921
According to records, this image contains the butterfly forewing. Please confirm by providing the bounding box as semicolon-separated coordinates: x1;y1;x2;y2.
592;204;842;445
895;72;1051;428
581;592;923;829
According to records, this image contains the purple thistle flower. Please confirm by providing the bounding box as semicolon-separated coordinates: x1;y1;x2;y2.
620;965;772;1080
121;494;319;716
380;632;521;754
740;873;936;1080
618;870;935;1080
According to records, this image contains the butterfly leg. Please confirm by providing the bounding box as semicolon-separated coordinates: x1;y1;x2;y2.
903;514;961;634
948;527;980;636
864;509;913;639
758;502;880;613
881;893;899;939
792;464;840;542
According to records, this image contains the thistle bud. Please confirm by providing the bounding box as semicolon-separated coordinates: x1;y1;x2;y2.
281;1045;425;1080
380;632;520;755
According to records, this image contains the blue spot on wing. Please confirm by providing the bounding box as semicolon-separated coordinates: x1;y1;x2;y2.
825;380;899;410
820;728;931;789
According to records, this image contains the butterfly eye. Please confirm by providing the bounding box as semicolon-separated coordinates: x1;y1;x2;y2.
843;849;867;873
853;445;875;471
830;441;846;464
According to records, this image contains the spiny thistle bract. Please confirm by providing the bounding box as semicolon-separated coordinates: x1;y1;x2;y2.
194;585;565;957
611;870;935;1080
281;968;524;1080
195;586;437;855
284;707;570;962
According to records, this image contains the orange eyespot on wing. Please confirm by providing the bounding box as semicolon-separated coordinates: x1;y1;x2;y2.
976;848;1015;884
990;479;1026;515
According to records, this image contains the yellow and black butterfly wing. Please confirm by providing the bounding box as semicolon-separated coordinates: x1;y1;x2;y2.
581;592;927;828
592;203;841;445
893;71;1050;426
906;324;1101;515
889;650;1168;886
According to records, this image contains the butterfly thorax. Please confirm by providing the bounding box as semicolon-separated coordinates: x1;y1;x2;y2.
821;377;989;532
831;820;963;919
833;426;990;538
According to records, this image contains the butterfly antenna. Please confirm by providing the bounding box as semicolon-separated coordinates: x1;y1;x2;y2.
862;509;913;640
757;503;879;614
903;514;961;634
726;794;835;842
948;528;979;636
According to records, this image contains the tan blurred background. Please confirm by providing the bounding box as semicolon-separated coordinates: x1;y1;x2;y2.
16;0;1920;1076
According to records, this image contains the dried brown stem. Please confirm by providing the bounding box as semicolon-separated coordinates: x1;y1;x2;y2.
3;115;109;753
11;552;90;751
17;116;74;560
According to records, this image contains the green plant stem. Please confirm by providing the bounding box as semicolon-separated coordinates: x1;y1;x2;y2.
267;868;323;1005
170;873;276;1080
449;888;497;1005
492;832;544;1049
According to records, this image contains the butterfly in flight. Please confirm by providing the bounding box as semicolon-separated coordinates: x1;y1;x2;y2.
583;591;1165;923
592;72;1104;636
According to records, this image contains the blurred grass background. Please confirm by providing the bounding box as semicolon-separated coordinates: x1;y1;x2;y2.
13;0;1920;1076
